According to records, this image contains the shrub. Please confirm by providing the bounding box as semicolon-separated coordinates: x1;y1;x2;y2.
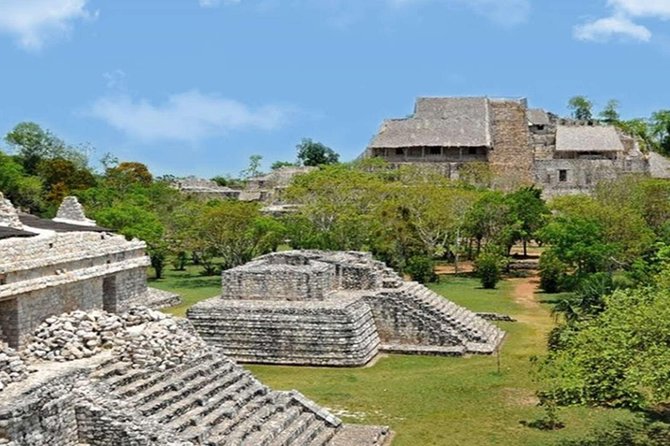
539;252;566;293
406;255;438;284
558;419;670;446
475;251;505;289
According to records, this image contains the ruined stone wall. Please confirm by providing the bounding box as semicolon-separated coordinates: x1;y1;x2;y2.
529;119;557;161
0;233;146;281
0;370;83;446
535;159;625;197
222;261;335;301
488;100;534;185
6;277;102;348
0;266;149;348
109;267;148;312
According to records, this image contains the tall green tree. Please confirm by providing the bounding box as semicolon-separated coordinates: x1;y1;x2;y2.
599;99;620;124
296;139;339;166
568;96;594;121
507;186;549;256
5;122;88;174
650;110;670;155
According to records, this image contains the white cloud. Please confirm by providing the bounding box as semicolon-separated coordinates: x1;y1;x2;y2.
574;15;652;42
608;0;670;18
0;0;95;50
576;0;670;43
88;90;292;142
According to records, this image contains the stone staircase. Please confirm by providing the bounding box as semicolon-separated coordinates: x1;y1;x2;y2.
91;352;343;445
373;282;505;354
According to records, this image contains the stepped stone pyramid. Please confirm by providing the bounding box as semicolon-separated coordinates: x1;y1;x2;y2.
0;310;390;445
188;251;505;366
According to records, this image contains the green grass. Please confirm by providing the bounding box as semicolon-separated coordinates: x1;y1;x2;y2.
155;267;633;445
148;264;220;317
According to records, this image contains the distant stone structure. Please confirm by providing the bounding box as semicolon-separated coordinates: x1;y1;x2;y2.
242;166;315;204
188;251;505;366
172;177;242;200
0;194;180;348
365;97;657;195
0;307;390;445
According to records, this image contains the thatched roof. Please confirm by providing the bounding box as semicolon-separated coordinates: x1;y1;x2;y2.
527;108;549;126
555;126;624;152
369;97;492;149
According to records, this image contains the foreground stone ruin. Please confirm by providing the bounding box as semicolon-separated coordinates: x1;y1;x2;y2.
0;194;180;349
0;307;390;445
188;251;505;366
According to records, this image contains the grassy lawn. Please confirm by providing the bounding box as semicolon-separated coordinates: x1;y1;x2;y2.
148;264;220;317
154;265;632;445
248;276;632;446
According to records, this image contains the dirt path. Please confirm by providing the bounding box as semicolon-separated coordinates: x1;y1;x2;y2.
510;275;541;309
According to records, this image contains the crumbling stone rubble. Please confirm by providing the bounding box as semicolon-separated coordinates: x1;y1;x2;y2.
25;307;203;372
0;343;29;392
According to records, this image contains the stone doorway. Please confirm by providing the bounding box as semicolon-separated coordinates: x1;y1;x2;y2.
102;276;117;313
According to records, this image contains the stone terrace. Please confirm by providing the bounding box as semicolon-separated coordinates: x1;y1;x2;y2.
0;308;390;446
188;251;505;366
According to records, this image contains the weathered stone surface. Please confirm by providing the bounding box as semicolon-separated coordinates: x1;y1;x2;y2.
0;193;22;230
189;250;505;366
0;309;389;445
0;218;177;348
53;196;97;226
0;343;29;391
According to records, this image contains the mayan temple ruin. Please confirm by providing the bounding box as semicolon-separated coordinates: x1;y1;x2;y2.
0;194;180;349
188;251;505;366
364;96;670;195
0;194;392;445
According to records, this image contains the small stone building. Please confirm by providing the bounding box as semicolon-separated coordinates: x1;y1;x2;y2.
172;177;242;200
0;194;179;348
365;96;654;195
188;251;505;366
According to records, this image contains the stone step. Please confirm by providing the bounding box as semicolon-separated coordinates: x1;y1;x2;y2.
309;424;338;446
181;383;267;443
104;367;150;391
167;370;252;432
153;365;243;424
132;362;234;415
121;356;229;404
224;396;290;444
240;405;302;446
269;412;316;446
289;417;326;445
113;353;216;398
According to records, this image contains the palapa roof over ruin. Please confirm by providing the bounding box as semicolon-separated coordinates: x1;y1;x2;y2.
527;108;550;126
369;97;492;149
555;125;625;152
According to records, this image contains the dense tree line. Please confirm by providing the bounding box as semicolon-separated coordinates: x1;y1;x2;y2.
4;120;670;442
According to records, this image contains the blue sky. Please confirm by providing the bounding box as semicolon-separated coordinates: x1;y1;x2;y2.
0;0;669;177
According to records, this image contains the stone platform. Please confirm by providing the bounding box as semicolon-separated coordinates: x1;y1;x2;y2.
188;251;505;367
189;295;380;366
0;309;391;446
